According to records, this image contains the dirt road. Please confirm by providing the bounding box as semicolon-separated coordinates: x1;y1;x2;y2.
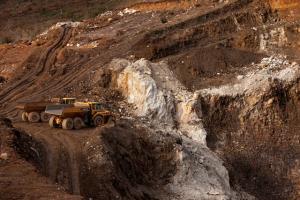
0;119;82;200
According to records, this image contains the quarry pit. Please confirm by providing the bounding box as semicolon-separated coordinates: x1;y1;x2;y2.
1;0;300;200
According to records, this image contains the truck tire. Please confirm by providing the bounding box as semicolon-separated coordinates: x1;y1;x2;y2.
74;117;83;130
28;112;40;123
49;116;58;128
22;112;28;122
93;115;104;127
41;112;51;122
62;118;74;130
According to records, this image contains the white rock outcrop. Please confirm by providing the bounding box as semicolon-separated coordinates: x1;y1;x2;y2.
107;58;259;200
111;58;207;144
200;55;299;97
39;21;82;37
116;59;174;124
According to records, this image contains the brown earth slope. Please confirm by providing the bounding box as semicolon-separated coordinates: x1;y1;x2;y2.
0;0;145;43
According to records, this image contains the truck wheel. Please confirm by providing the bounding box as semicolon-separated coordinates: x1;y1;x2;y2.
22;112;28;122
41;112;51;122
49;116;58;128
93;115;104;127
28;112;40;123
74;117;83;130
62;118;74;130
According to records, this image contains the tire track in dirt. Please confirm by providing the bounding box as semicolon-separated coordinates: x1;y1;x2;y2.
35;130;81;194
0;26;70;104
0;27;72;117
4;35;131;119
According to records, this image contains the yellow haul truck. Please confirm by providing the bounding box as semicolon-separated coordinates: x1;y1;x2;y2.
16;98;76;123
45;102;115;130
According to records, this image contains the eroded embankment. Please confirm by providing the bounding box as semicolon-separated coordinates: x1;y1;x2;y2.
133;0;274;60
13;122;178;199
130;0;292;91
12;118;238;200
199;56;300;200
13;127;81;194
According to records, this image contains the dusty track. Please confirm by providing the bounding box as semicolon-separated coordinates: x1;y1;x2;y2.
14;122;90;194
0;27;70;100
0;26;72;117
0;119;82;200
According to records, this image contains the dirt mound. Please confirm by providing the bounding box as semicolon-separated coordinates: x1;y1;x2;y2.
269;0;300;19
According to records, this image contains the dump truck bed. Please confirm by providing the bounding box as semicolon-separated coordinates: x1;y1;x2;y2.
45;104;75;116
61;106;90;118
16;102;52;113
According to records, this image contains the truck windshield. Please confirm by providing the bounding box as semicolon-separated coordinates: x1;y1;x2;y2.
63;99;75;104
92;103;102;110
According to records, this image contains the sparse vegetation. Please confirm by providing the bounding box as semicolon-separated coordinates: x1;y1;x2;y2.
0;0;141;42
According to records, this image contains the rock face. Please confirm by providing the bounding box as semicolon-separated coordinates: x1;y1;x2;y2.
101;122;238;200
108;58;255;199
108;55;300;199
111;58;207;144
115;59;175;125
199;56;300;199
163;137;233;200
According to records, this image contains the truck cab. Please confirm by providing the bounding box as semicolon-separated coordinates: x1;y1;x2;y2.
89;102;114;126
90;102;104;111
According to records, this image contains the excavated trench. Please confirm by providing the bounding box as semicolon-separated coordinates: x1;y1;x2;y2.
12;121;181;200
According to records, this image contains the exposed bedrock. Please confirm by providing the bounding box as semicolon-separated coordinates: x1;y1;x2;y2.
199;56;300;199
12;121;240;200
